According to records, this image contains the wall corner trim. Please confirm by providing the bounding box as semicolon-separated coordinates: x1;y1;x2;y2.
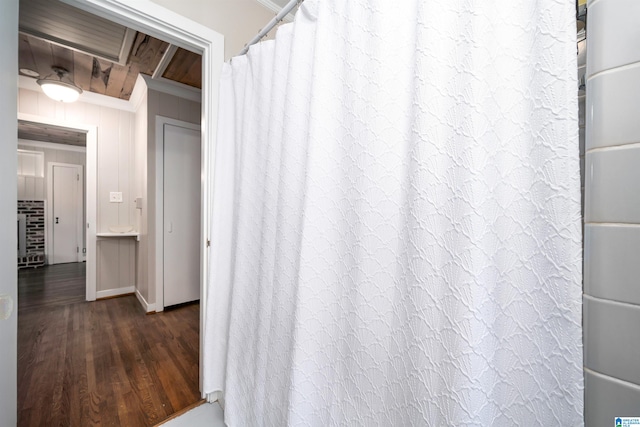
135;288;156;313
129;75;148;111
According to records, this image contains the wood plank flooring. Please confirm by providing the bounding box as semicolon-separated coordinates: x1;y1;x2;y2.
18;263;201;426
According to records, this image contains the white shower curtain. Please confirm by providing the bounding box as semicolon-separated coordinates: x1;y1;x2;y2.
205;0;583;425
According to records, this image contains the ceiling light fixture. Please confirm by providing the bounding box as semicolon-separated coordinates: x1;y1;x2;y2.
37;66;82;103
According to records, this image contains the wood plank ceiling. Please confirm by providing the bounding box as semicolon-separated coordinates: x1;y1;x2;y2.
18;1;202;101
18;120;87;147
19;33;202;101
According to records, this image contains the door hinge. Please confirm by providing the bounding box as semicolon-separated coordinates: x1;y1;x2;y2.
77;247;79;253
206;240;210;247
77;174;80;181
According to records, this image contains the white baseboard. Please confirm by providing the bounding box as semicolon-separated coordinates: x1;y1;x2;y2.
96;286;135;299
135;289;156;313
206;391;224;407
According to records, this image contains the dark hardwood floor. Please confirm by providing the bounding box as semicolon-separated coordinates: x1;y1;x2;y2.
18;263;201;426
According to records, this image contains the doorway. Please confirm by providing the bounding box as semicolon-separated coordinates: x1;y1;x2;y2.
160;120;201;308
14;0;224;406
18;113;98;301
48;162;83;265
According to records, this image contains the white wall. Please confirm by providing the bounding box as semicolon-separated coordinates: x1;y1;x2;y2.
149;0;275;59
18;88;136;293
584;0;640;424
0;1;18;425
18;141;87;257
18;142;86;201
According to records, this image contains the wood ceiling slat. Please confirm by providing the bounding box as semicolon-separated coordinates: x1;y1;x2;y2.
119;62;140;101
105;63;128;98
163;48;189;81
129;32;169;76
72;51;93;91
50;44;74;79
26;35;54;78
162;48;202;89
90;58;111;95
148;39;170;76
18;120;86;147
182;55;202;89
18;34;38;73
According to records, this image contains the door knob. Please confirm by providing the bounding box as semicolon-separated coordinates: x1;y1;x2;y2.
55;217;59;224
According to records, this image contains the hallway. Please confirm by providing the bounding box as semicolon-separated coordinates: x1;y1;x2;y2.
18;264;201;426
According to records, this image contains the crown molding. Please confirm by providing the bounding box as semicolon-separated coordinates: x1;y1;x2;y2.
140;74;201;103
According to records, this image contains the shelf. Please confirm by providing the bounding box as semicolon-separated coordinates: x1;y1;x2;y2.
97;232;140;241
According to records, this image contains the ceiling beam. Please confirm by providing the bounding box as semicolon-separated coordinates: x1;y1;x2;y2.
151;43;177;79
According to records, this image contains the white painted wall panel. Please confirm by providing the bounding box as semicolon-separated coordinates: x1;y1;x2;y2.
98;107;120;234
97;239;121;291
118;239;133;291
117;110;132;229
19;89;38;115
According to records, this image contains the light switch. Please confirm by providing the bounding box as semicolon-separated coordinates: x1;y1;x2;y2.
109;192;123;203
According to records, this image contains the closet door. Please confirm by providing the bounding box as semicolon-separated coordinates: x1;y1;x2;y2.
163;123;201;307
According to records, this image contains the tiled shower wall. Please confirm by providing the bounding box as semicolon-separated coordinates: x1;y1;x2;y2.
17;200;45;269
584;0;640;423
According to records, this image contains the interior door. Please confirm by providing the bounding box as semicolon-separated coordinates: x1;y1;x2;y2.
51;164;80;264
163;123;201;307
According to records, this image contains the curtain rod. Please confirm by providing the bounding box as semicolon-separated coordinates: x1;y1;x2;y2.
237;0;303;57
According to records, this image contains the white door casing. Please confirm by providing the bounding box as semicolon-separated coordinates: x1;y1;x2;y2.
59;0;224;399
48;163;83;264
163;123;201;307
20;113;98;301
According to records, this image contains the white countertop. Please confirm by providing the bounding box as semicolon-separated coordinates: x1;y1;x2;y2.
96;232;140;241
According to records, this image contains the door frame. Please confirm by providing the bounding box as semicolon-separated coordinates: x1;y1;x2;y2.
61;0;224;399
19;112;98;301
46;162;84;264
155;116;201;311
